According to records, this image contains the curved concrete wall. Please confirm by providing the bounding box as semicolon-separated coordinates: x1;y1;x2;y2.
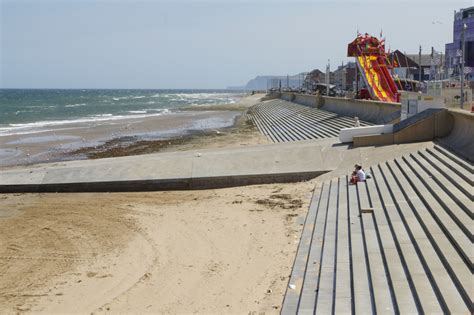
438;110;474;162
353;109;453;148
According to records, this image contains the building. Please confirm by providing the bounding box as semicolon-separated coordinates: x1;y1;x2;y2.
405;53;433;81
389;50;418;80
445;6;474;80
388;50;439;82
333;62;356;91
303;69;334;90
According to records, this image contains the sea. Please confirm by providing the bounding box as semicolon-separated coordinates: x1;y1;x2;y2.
0;89;244;136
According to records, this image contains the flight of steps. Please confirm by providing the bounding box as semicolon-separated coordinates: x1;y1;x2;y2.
282;144;473;314
246;100;372;143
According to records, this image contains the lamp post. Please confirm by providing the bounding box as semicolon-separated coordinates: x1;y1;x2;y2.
326;59;330;96
460;23;467;109
419;45;422;82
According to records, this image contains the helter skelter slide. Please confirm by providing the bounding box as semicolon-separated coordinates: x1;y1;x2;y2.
348;34;399;103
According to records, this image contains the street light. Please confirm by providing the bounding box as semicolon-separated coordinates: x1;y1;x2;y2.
460;23;467;108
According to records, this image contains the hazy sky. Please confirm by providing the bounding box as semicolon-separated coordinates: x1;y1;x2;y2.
1;0;473;89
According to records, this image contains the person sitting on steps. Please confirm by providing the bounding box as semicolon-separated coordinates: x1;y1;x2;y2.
350;164;366;184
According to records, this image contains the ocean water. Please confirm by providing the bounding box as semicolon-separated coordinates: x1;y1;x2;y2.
0;89;244;136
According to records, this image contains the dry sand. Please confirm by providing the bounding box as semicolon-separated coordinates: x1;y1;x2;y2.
0;93;318;314
0;182;315;314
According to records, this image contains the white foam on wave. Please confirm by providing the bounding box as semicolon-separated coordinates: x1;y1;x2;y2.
65;103;86;108
0;112;167;136
112;95;147;101
128;110;147;114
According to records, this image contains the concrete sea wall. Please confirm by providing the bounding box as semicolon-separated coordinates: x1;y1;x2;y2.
279;92;400;124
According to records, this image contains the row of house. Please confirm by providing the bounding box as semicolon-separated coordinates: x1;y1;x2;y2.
303;51;431;92
271;6;473;93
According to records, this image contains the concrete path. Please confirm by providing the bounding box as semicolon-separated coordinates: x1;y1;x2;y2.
0;139;433;193
0;139;339;192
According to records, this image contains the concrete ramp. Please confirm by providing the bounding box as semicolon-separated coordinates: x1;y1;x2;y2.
0;141;339;193
0;139;433;193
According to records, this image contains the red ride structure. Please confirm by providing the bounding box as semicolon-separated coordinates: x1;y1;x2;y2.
348;34;400;103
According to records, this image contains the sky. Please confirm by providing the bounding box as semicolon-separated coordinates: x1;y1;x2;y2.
1;0;473;89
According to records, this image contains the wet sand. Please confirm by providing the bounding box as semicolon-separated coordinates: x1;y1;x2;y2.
0;94;264;167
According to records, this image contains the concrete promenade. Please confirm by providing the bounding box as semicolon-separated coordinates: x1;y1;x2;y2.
0;139;432;193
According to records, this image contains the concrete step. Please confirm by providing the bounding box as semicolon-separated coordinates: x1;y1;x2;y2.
356;182;394;314
426;147;474;186
314;180;339;314
417;150;473;200
297;182;331;314
376;163;443;314
281;145;472;314
366;170;418;314
409;153;473;215
258;103;340;138
256;104;317;140
258;105;313;142
333;177;352;314
281;185;323;315
247;100;373;143
386;160;471;312
347;182;374;314
393;158;472;267
248;107;279;142
433;145;473;173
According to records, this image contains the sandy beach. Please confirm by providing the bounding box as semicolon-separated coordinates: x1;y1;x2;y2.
0;179;315;314
0;93;318;314
0;94;265;167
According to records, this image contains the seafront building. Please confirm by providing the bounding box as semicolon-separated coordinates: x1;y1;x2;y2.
333;62;356;91
445;6;474;80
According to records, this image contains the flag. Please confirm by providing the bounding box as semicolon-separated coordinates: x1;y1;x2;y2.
464;67;472;74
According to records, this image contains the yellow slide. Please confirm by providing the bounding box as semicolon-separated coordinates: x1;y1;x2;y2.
357;56;390;102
